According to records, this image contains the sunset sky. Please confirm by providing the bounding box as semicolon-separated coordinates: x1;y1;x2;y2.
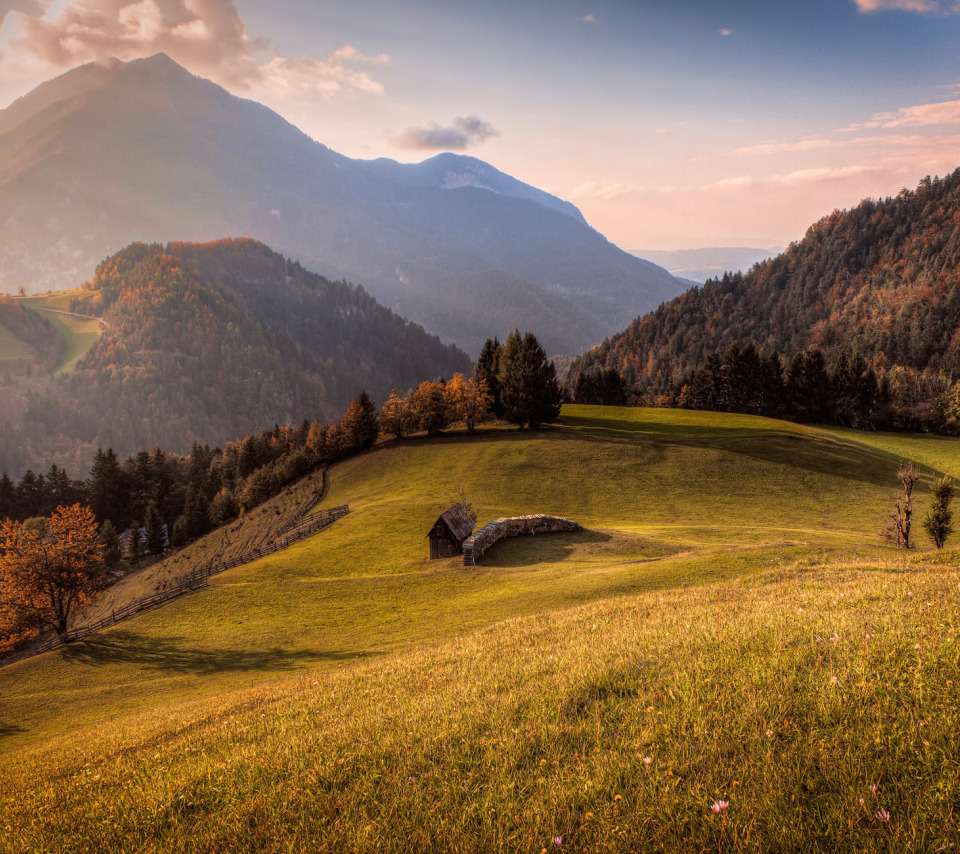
1;0;959;251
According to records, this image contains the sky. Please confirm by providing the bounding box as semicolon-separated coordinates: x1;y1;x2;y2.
0;0;959;252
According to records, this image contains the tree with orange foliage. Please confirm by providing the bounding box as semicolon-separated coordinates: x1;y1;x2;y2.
0;504;106;650
445;373;494;434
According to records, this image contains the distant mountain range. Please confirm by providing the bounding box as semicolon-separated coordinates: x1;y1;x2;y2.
630;247;781;285
0;240;469;475
0;53;684;355
573;170;960;400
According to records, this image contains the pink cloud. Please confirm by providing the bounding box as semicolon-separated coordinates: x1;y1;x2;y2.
1;0;389;98
853;0;960;12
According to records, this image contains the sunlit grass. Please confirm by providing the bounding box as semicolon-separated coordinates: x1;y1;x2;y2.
2;555;959;852
1;406;959;849
17;290;102;373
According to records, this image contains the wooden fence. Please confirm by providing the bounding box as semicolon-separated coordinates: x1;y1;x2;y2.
0;503;349;668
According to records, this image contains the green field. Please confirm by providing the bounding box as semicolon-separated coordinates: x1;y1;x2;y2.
0;321;34;362
2;406;959;851
17;291;102;373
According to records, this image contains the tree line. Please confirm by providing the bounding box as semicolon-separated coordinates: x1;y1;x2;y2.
0;330;562;650
566;169;960;433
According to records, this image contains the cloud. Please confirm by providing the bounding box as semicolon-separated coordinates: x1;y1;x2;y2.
732;138;836;157
391;115;499;150
0;0;389;98
569;181;646;201
583;14;596;22
0;0;42;26
718;28;732;35
853;0;960;12
870;99;960;128
700;165;880;193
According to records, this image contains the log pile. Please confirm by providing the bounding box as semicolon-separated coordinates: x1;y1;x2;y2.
462;514;582;566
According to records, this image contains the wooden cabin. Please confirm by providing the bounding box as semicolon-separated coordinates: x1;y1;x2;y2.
427;505;477;559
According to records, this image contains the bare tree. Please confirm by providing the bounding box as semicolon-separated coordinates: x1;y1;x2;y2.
454;483;480;522
882;463;920;548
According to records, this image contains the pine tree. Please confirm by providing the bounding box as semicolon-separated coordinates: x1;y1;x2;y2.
476;337;504;417
0;473;16;521
923;477;954;549
145;502;167;556
497;330;563;429
126;523;145;567
99;520;123;567
89;448;126;527
341;391;380;452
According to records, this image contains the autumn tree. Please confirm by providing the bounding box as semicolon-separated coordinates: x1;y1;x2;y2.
379;390;415;439
0;504;106;648
411;380;452;434
445;373;493;433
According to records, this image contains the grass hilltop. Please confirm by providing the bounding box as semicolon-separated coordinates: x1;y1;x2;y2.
2;405;960;851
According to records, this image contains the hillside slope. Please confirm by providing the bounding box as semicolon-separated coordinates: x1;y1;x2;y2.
0;239;468;474
1;407;959;850
572;170;960;396
0;54;683;355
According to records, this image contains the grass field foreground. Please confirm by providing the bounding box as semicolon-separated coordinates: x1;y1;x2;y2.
2;553;959;852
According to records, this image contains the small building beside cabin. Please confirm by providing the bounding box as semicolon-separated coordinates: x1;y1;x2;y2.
427;505;476;559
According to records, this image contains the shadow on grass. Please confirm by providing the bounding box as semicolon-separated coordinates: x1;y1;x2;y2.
60;631;374;674
0;722;27;739
479;529;613;568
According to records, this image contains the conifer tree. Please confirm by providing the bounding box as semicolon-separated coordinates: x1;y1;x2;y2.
497;330;563;429
99;519;122;567
923;477;954;549
145;502;167;556
341;391;380;452
476;337;504;417
126;523;145;567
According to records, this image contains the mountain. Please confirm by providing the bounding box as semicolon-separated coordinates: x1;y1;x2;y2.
0;54;683;356
0;239;469;475
571;170;960;403
630;247;781;285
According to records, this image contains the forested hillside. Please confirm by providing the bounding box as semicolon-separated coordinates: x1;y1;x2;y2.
569;169;960;427
0;240;468;475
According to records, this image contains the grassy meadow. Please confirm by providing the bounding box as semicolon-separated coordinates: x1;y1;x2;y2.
2;406;960;850
0;321;34;362
16;291;103;373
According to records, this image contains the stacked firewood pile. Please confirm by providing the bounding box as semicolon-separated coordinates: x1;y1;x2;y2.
462;514;581;566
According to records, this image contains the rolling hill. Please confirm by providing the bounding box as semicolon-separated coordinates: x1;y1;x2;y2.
0;53;683;356
0;406;958;850
0;239;469;475
574;170;960;403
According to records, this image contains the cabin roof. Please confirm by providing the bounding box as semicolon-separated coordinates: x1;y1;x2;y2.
429;504;476;542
